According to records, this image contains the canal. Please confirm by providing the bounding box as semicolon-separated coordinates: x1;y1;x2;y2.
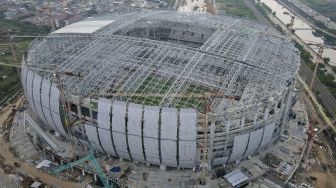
259;0;336;66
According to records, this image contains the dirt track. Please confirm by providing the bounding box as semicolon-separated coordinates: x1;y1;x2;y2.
0;96;82;188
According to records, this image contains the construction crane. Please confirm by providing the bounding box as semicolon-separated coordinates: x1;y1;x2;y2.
303;41;336;90
303;119;336;165
52;145;118;188
53;72;83;159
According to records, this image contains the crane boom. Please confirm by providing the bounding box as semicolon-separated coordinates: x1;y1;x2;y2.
52;145;118;188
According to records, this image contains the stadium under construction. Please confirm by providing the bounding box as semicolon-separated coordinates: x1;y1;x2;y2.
21;11;300;170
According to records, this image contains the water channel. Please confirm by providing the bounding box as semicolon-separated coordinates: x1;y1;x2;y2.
259;0;336;66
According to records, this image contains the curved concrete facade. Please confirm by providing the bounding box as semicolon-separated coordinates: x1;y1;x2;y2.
22;66;291;169
22;68;199;168
21;11;299;169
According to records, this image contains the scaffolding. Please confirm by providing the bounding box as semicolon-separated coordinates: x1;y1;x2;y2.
25;11;300;114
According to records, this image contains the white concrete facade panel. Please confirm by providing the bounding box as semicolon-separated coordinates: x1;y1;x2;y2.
143;106;160;165
26;70;35;112
259;123;275;148
49;84;67;137
41;79;57;131
97;98;116;156
111;101;130;160
229;133;249;162
127;103;145;163
244;128;263;158
85;124;104;152
98;128;116;156
97;98;112;129
32;74;47;124
161;108;178;167
179;109;197;168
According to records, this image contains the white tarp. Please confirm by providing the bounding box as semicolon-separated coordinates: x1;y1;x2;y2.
224;169;249;187
127;103;145;163
111;101;130;160
143;106;160;164
49;84;67;137
259;123;276;148
244;128;263;158
97;98;117;156
85;124;104;152
161;107;178;167
36;159;52;169
229;133;249;162
179;109;197;168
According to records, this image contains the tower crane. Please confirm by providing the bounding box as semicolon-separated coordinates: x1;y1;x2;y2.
52;145;118;188
303;119;336;165
303;41;336;90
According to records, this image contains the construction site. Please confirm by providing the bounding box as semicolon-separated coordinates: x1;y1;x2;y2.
0;8;335;188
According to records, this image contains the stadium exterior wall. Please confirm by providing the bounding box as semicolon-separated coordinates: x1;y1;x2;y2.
21;66;292;169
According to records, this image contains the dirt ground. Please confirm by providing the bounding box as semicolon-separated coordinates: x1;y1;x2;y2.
0;96;83;188
295;93;336;188
301;170;336;188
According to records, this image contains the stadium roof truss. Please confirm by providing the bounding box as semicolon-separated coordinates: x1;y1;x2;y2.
26;11;300;113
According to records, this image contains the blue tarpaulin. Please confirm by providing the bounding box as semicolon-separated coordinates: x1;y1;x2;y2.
110;166;121;172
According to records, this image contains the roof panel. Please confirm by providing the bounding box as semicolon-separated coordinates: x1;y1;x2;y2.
53;20;114;34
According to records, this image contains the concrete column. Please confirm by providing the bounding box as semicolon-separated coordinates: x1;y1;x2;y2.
224;121;231;156
60;160;64;165
119;158;124;162
160;165;166;171
240;116;245;129
264;107;270;123
77;104;85;136
253;111;258;126
94;174;98;182
207;121;215;170
82;169;85;177
51;154;55;161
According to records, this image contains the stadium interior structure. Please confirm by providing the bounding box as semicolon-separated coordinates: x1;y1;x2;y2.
21;11;300;170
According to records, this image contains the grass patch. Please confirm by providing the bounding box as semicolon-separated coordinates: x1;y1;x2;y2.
216;0;256;19
295;41;336;98
0;15;50;102
128;76;209;109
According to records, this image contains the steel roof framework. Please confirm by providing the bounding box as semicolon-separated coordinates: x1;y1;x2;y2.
26;11;300;113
